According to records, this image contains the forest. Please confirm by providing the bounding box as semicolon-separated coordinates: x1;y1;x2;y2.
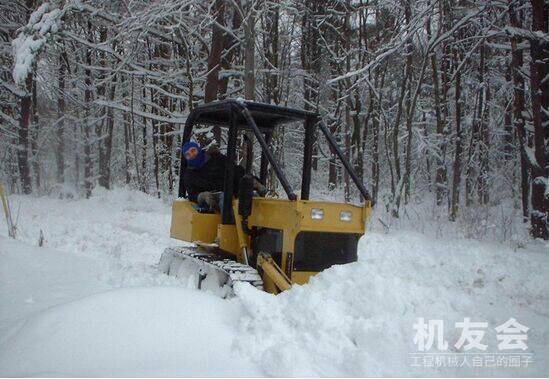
0;0;547;239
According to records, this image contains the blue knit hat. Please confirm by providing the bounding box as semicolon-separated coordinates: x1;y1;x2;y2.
182;141;205;168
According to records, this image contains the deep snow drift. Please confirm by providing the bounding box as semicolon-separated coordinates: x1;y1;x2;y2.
0;188;547;376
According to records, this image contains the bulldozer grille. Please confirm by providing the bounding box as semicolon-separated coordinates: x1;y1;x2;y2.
293;232;359;272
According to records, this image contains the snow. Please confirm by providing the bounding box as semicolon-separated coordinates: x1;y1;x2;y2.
28;3;51;26
532;176;549;197
1;188;548;376
0;110;18;138
0;285;260;377
12;3;64;84
524;146;543;171
0;237;111;340
0;79;28;98
234;232;549;376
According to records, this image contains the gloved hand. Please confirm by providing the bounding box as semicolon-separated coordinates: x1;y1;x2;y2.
253;180;268;197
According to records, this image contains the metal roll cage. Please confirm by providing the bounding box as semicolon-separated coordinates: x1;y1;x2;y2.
178;100;371;224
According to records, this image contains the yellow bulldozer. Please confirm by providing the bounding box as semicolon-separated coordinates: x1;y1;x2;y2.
159;100;372;296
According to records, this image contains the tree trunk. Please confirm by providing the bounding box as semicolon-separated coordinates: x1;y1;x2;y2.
477;38;490;205
509;1;529;221
17;73;32;194
390;0;413;203
450;49;463;221
528;0;548;239
15;0;35;194
141;84;148;192
343;1;352;202
56;50;66;184
219;5;242;99
130;76;144;192
301;0;322;170
31;75;40;191
124;111;131;185
101;72;116;190
422;112;432;187
96;29;114;189
74;112;80;188
344;108;351;202
371;68;386;203
244;2;256;101
83;123;92;198
437;0;451;206
391;74;406;201
146;40;161;197
465;92;480;207
263;2;279;104
84;42;94;199
328;120;338;190
204;0;226;143
428;27;447;205
478;78;490;205
151;112;160;198
503;66;514;158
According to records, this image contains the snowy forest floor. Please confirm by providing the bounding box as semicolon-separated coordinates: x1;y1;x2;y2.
0;188;547;377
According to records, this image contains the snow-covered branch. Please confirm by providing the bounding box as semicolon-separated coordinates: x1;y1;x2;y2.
95;100;187;124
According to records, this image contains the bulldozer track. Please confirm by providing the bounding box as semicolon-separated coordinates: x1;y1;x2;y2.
161;246;263;294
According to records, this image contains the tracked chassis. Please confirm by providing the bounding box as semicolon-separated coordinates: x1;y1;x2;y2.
159;246;263;298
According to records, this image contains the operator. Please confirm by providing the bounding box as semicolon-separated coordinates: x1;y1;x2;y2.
181;141;266;212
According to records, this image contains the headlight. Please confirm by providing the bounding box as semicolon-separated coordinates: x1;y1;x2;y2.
311;208;324;220
340;211;352;222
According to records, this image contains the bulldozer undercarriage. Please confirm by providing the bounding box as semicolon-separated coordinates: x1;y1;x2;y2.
159;246;264;298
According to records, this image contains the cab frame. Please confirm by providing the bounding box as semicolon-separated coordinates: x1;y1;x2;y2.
178;99;372;224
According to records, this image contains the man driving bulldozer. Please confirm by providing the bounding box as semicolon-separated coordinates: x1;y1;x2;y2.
181;141;266;212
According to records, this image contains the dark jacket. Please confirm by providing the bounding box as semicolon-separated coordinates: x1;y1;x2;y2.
183;151;245;202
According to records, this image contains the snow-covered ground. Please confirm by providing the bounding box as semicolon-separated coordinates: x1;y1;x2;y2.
0;188;547;376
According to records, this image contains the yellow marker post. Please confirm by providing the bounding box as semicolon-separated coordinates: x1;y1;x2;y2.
0;184;16;238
